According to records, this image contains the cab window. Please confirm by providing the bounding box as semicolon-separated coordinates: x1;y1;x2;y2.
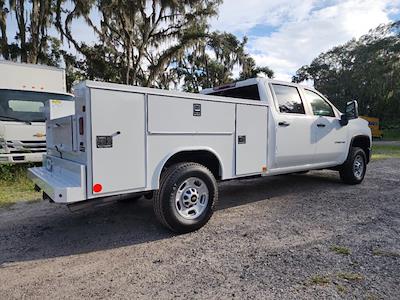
304;89;335;117
272;84;305;114
209;84;260;101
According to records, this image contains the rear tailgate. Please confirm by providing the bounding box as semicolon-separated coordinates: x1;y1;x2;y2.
29;98;87;204
28;155;86;203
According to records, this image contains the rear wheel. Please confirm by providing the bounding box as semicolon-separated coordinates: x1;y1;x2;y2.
153;162;218;233
339;147;367;185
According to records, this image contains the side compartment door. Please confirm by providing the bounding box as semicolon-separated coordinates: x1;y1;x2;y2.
90;88;146;195
236;104;268;176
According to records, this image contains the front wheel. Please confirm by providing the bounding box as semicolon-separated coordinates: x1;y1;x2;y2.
153;162;218;233
339;147;367;185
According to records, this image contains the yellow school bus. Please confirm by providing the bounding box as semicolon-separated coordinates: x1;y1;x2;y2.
361;116;383;139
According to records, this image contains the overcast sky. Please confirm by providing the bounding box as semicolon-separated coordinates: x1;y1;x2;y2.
5;0;400;82
211;0;400;81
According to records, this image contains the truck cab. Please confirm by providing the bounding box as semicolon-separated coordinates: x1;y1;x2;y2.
202;78;372;173
0;61;73;164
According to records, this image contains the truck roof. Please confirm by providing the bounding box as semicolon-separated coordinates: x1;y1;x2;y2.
201;77;314;95
0;60;67;94
76;80;269;107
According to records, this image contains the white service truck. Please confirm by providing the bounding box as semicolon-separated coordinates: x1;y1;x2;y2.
29;78;371;233
0;61;73;163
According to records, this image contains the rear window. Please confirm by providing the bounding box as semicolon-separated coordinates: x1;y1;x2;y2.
209;85;260;101
272;84;305;114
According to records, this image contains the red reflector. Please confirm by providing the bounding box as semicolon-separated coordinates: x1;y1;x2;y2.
93;184;102;193
79;117;84;135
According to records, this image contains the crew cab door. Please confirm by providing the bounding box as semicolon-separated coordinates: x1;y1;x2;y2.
302;89;347;165
271;84;315;168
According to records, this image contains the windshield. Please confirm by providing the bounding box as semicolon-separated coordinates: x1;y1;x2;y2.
0;90;73;123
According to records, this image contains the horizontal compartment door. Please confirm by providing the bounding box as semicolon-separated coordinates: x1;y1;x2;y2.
147;95;235;134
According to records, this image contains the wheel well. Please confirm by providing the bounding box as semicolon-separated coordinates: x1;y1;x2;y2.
163;150;222;180
352;135;371;163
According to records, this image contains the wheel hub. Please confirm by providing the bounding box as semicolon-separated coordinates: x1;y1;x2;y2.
182;188;199;208
175;178;209;220
353;154;364;179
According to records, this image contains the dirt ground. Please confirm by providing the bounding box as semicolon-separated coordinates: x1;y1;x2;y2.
0;159;399;299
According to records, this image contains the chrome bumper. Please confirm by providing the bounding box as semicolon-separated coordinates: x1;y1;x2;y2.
0;152;44;164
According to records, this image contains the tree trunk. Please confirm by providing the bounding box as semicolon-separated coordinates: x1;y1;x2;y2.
0;1;8;59
15;0;27;62
29;0;40;63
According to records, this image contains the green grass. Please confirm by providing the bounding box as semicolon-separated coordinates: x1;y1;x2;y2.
372;144;400;160
337;273;364;282
336;285;347;294
330;245;351;255
372;248;400;257
382;129;400;141
0;164;41;208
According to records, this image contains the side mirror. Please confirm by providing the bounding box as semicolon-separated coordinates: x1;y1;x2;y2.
345;100;359;120
340;100;359;126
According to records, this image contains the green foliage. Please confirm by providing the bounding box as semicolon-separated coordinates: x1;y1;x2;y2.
1;1;274;91
174;32;274;93
54;0;224;88
293;21;400;124
0;163;35;181
0;164;40;207
382;129;400;141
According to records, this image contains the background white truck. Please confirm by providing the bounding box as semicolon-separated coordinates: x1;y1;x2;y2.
0;61;73;164
29;78;371;233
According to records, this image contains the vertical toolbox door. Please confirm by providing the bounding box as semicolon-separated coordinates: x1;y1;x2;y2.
236;104;268;176
90;88;146;195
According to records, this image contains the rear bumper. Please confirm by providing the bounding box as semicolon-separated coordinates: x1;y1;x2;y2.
0;152;44;164
28;155;87;204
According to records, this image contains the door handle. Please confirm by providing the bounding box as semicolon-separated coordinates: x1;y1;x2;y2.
317;124;326;128
278;121;290;127
238;135;246;144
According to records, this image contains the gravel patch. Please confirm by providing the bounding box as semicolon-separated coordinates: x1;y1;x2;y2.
0;159;399;299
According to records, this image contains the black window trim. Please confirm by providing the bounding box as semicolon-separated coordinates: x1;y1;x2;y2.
270;83;307;116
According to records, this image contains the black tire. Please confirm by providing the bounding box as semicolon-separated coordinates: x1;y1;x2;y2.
153;162;218;233
339;147;367;185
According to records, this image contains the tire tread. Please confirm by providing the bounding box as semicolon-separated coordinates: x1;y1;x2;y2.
339;147;366;185
153;162;218;232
